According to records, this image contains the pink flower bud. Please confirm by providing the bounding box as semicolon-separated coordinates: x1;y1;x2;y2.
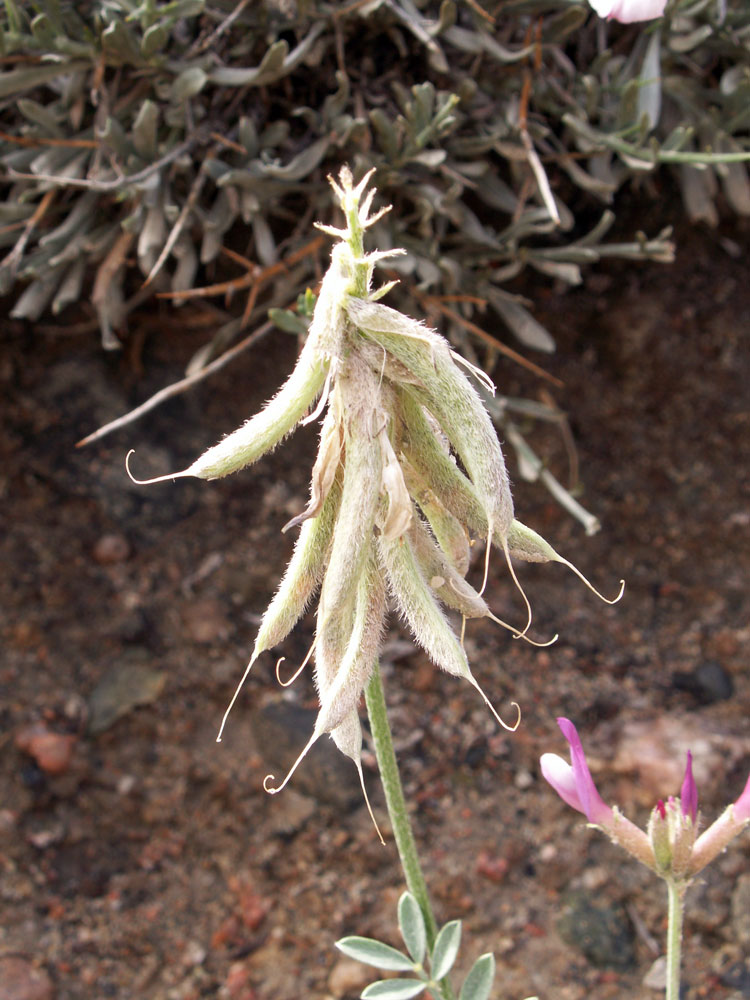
680;751;698;824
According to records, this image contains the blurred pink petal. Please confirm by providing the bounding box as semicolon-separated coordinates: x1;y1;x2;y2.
735;772;750;823
588;0;667;22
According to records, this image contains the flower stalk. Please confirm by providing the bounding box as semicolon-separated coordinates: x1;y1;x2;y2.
365;662;456;1000
365;662;438;947
665;880;685;1000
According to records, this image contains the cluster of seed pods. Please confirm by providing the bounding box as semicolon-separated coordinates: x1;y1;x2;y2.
129;168;622;815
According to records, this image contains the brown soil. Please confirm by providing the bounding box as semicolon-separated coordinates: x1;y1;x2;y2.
1;222;749;1000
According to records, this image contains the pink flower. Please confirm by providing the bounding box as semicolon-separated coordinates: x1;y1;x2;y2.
540;718;613;825
542;720;750;881
540;719;659;871
587;0;667;23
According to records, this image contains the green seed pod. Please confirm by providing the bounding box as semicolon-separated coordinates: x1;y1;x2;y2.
305;242;354;360
347;298;514;541
409;514;487;619
378;528;518;730
316;549;386;735
398;394;619;606
401;457;471;576
127;337;329;484
252;471;343;658
378;528;470;679
399;387;488;534
216;472;343;744
265;549;386;824
317;355;383;638
193;342;329;480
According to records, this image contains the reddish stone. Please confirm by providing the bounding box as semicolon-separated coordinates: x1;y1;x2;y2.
476;850;508;883
224;962;257;1000
0;956;54;1000
15;724;76;776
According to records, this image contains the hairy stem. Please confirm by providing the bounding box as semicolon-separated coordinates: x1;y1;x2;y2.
665;879;685;1000
365;662;455;1000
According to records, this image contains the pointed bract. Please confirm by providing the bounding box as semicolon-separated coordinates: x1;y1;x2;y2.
680;752;698;824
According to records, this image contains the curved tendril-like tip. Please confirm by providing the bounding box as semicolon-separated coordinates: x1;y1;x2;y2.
449;350;496;397
373;342;387;390
300;365;333;427
216;653;258;742
275;639;316;688
479;517;493;598
558;557;626;605
355;760;385;846
468;670;522;733
263;730;319;795
502;540;532;637
125;449;193;486
486;610;558;648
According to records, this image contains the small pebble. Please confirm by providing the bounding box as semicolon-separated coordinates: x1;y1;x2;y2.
672;660;734;704
476;850;508;883
15;724;76;776
557;892;635;971
93;533;131;565
642;955;666;990
87;656;166;733
182;598;230;644
328;957;373;998
223;961;257;1000
0;956;54;1000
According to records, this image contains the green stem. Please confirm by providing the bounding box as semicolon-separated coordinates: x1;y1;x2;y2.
563;113;750;165
665;879;685;1000
365;662;456;1000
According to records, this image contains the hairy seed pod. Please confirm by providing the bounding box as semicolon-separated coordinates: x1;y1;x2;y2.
409;515;488;619
128;339;329;485
282;401;343;532
356;334;426;389
347;298;514;540
507;519;624;604
317;355;383;638
401;458;471;576
252;471;343;659
191;344;329;480
378;528;519;731
316;550;386;735
378;529;470;679
507;519;560;563
305;242;353;360
330;711;364;771
399;388;488;532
